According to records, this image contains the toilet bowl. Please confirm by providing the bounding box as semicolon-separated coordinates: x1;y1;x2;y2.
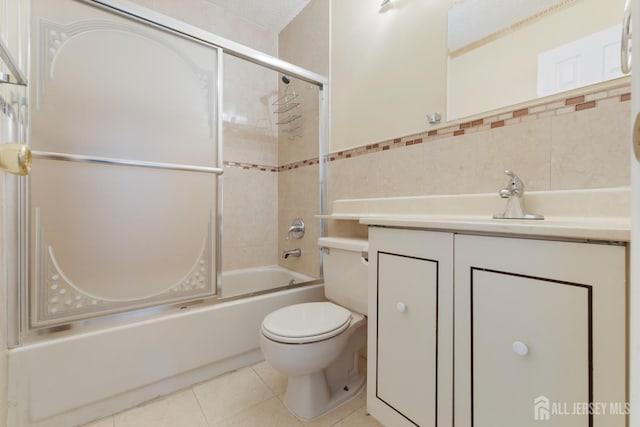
260;237;368;421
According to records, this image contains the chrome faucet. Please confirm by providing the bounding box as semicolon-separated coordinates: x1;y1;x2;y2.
282;248;301;259
493;170;544;220
286;218;305;240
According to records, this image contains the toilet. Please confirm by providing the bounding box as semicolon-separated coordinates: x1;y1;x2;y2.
260;237;368;421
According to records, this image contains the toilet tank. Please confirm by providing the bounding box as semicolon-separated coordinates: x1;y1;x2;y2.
318;237;368;315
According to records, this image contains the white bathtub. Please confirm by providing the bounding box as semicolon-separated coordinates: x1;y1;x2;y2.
221;265;316;298
7;271;324;427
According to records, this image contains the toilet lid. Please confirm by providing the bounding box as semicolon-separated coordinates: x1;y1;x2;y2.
262;302;352;344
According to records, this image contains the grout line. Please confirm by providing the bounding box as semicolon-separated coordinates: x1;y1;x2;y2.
250;363;279;397
191;387;213;427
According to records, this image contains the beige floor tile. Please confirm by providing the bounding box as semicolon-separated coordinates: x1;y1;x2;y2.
252;360;288;396
212;396;303;426
332;406;382;427
82;362;373;427
81;417;114;427
113;389;207;427
194;367;275;425
302;389;366;427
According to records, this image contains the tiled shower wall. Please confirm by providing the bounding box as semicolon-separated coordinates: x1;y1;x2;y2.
131;0;326;277
277;0;329;280
130;0;284;272
221;54;279;271
327;83;631;204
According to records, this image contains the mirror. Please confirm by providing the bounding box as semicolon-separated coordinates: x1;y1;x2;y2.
447;0;627;121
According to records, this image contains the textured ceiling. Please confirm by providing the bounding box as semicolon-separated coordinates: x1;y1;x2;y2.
205;0;311;33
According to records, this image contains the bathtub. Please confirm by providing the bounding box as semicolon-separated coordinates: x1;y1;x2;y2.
7;268;324;427
221;265;316;298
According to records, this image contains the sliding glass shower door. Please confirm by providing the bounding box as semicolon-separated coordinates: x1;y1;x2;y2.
27;0;220;328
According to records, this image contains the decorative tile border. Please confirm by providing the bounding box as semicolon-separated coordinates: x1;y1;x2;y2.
278;157;320;171
324;82;631;163
223;160;278;172
223;158;320;172
225;82;631;173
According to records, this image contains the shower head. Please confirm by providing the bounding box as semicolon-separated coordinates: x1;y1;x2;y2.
281;75;291;85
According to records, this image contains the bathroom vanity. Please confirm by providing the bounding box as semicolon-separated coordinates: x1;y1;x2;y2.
323;187;629;427
368;227;625;427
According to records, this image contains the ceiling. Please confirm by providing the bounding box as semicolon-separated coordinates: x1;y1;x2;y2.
205;0;311;33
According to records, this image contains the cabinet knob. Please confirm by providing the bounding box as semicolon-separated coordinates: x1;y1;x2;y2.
512;341;529;356
396;302;407;313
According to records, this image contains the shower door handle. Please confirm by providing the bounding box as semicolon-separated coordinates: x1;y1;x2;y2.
31;150;224;175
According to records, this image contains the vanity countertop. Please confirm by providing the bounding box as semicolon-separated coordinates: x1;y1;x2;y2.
323;187;631;242
358;214;629;242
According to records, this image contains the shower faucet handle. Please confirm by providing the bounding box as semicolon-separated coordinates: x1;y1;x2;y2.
286;218;305;240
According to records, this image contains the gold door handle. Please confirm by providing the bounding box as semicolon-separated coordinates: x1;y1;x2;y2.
0;143;31;175
634;113;640;162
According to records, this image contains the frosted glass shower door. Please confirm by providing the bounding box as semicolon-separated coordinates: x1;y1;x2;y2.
28;0;220;328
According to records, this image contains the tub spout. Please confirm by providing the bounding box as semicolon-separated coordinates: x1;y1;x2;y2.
282;249;301;259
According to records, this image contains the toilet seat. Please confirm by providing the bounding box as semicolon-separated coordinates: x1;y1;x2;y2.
262;302;352;344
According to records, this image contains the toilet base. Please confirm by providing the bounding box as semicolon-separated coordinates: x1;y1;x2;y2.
284;371;365;421
282;324;367;421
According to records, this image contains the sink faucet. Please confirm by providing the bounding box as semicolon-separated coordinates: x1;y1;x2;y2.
282;248;301;259
493;170;544;220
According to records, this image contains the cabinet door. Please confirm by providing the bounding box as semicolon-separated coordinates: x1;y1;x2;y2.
454;235;626;427
368;227;453;427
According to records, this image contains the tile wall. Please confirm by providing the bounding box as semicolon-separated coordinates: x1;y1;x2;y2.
130;0;286;273
278;164;321;279
221;54;279;271
130;0;327;279
326;83;631;203
276;80;321;279
248;79;631;242
276;0;329;280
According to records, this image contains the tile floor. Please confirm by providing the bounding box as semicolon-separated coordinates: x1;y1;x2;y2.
82;360;382;427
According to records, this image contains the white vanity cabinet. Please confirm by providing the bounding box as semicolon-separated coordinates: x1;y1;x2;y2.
455;234;626;427
367;227;626;427
367;227;454;427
